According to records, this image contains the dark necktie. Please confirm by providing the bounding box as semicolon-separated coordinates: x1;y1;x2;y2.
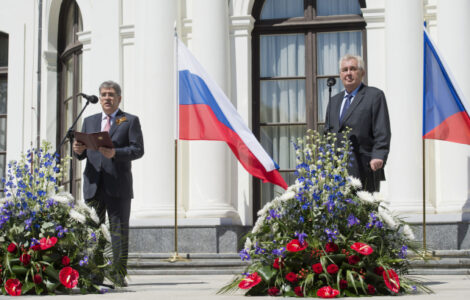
340;94;353;122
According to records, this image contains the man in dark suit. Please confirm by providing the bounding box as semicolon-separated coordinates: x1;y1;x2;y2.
73;80;144;285
324;55;391;192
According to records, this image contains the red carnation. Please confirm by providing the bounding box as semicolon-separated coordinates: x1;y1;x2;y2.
40;237;58;250
59;266;79;289
268;286;280;296
273;257;283;269
238;272;261;289
33;274;43;284
294;286;304;297
7;242;17;253
285;272;297;282
286;239;308;252
374;266;385;275
326;264;339;274
312;262;323;274
325;242;339;253
339;279;348;289
317;286;340;298
350;242;373;255
367;284;376;295
347;255;360;265
5;279;22;296
62;256;71;266
383;269;400;293
19;253;31;266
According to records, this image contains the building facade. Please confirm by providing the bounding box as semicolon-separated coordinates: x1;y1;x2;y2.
0;0;469;251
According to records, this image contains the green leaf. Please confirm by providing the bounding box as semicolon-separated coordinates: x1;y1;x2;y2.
44;279;60;293
11;265;28;275
257;265;276;282
21;281;35;294
44;266;59;281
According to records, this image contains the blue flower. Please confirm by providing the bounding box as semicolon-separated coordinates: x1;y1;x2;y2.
347;214;360;227
294;232;307;244
272;247;286;256
399;245;408;259
239;249;250;261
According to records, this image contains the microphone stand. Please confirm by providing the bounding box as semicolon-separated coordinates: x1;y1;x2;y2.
57;97;94;194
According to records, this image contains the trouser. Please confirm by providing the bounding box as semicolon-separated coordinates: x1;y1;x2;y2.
86;185;131;277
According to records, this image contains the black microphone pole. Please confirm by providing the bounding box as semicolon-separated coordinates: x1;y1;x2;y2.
57;93;98;194
327;77;336;103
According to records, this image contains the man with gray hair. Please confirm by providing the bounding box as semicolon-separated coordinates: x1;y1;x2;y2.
324;55;391;192
73;80;144;286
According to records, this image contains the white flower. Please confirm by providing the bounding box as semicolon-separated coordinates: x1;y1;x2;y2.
89;207;100;225
347;176;362;189
357;191;375;204
244;237;252;250
69;209;86;224
378;206;398;229
403;224;415;240
52;192;74;204
279;190;295;202
101;223;112;243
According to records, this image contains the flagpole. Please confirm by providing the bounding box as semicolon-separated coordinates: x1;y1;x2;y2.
422;139;427;253
163;26;189;263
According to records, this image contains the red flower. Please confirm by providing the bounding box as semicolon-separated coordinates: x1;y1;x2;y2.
325;242;339;253
268;287;280;296
273;257;283;269
339;279;348;289
286;239;308;252
285;272;297;282
62;256;71;266
326;264;339;274
238;272;261;289
374;266;385;275
317;286;340;298
350;242;373;255
383;269;400;293
312;263;323;274
347;255;360;265
59;267;79;289
367;284;376;295
7;242;17;253
5;279;22;296
294;286;304;297
19;253;31;266
33;274;43;284
40;237;58;250
31;244;41;251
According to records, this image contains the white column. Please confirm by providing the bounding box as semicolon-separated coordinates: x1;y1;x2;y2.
184;0;239;222
131;0;179;220
433;0;470;214
385;0;424;213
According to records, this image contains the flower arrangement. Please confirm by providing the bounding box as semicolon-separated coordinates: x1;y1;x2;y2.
220;129;430;297
0;142;116;295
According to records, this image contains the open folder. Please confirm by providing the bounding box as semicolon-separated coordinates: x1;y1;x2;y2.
74;131;114;150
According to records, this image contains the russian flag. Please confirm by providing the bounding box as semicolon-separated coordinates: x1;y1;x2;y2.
423;29;470;145
177;39;288;189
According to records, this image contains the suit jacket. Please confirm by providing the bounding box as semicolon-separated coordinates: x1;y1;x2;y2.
324;84;391;187
76;109;144;200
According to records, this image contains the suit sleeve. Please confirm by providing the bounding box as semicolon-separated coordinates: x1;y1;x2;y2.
113;116;144;161
75;120;88;161
324;101;332;134
371;90;391;162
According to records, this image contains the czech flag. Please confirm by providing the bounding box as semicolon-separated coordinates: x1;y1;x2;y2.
423;29;470;145
177;39;288;189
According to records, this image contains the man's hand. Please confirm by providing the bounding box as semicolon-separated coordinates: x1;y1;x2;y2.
370;158;384;171
73;140;87;155
99;147;115;159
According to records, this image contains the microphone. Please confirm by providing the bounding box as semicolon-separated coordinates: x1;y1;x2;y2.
327;77;336;87
77;93;99;104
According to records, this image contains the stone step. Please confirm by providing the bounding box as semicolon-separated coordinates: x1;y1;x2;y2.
128;253;248;275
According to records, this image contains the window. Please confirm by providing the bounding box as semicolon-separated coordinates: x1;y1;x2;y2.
58;0;83;199
0;33;8;197
252;0;366;213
